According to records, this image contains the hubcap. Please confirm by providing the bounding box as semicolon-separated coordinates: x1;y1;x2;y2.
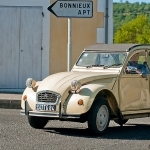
96;105;109;131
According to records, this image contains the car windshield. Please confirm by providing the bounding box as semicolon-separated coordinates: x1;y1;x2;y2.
76;52;127;67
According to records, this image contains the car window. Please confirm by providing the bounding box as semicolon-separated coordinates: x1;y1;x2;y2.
76;52;126;67
125;51;150;74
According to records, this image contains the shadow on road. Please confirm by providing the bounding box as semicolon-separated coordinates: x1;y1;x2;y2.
43;123;150;140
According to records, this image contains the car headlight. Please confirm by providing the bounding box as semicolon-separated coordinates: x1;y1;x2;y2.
71;80;82;91
26;78;36;88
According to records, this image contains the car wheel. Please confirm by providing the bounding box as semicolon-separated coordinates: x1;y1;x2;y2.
28;115;48;129
88;99;110;135
114;119;128;126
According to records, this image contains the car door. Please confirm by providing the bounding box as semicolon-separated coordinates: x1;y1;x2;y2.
119;50;150;113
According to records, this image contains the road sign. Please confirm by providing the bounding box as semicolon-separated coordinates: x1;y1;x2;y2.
48;0;93;18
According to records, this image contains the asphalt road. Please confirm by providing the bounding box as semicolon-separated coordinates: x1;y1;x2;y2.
0;109;150;150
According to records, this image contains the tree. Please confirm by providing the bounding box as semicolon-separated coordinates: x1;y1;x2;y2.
113;2;150;34
114;15;150;43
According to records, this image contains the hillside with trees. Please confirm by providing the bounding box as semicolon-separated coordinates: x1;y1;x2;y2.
114;15;150;43
113;1;150;35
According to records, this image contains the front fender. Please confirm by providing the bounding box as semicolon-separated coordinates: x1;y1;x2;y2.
65;84;111;114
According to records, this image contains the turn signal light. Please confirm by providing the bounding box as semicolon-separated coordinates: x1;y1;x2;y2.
23;95;27;101
78;99;84;106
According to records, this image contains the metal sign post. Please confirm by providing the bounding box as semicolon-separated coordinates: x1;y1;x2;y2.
68;18;72;71
48;0;93;71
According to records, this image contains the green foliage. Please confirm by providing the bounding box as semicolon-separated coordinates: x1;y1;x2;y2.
113;2;150;44
114;15;150;43
113;2;150;34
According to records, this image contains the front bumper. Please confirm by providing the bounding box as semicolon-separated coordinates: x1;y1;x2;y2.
20;109;80;120
20;100;81;120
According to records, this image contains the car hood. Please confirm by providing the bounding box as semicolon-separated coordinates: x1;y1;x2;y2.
37;71;117;97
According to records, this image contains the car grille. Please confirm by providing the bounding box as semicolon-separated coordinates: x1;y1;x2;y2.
37;91;60;104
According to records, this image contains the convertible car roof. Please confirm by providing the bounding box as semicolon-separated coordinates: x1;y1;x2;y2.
84;44;150;52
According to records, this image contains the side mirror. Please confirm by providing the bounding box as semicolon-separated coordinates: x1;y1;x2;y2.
126;66;137;74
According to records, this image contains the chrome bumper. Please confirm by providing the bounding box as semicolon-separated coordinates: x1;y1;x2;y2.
20;101;80;120
20;109;80;119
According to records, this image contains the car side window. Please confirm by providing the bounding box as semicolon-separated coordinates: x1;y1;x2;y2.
125;51;149;74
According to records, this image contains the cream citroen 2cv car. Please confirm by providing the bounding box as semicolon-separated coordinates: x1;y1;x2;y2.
21;44;150;135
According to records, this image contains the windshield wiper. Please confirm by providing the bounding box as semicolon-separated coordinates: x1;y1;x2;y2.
86;65;104;68
103;63;122;69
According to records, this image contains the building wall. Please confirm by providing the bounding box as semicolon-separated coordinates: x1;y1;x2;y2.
0;0;113;92
49;0;112;74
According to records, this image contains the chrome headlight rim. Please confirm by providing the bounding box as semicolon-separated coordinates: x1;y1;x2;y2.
71;80;82;91
26;78;36;88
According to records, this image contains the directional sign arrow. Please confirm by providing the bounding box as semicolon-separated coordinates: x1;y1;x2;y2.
47;0;93;18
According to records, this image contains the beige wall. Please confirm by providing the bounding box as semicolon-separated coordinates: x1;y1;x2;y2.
50;0;104;74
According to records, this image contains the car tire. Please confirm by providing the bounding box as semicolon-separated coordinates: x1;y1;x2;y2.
28;115;48;129
114;119;128;126
88;99;110;135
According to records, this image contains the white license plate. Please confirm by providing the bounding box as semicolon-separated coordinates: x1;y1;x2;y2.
36;104;56;111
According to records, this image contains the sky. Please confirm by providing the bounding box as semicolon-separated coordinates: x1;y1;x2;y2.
113;0;150;3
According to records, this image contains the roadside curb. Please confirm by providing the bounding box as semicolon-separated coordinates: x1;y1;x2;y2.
0;93;22;109
0;100;21;109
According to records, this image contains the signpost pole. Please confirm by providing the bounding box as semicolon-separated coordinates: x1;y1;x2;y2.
67;18;72;71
